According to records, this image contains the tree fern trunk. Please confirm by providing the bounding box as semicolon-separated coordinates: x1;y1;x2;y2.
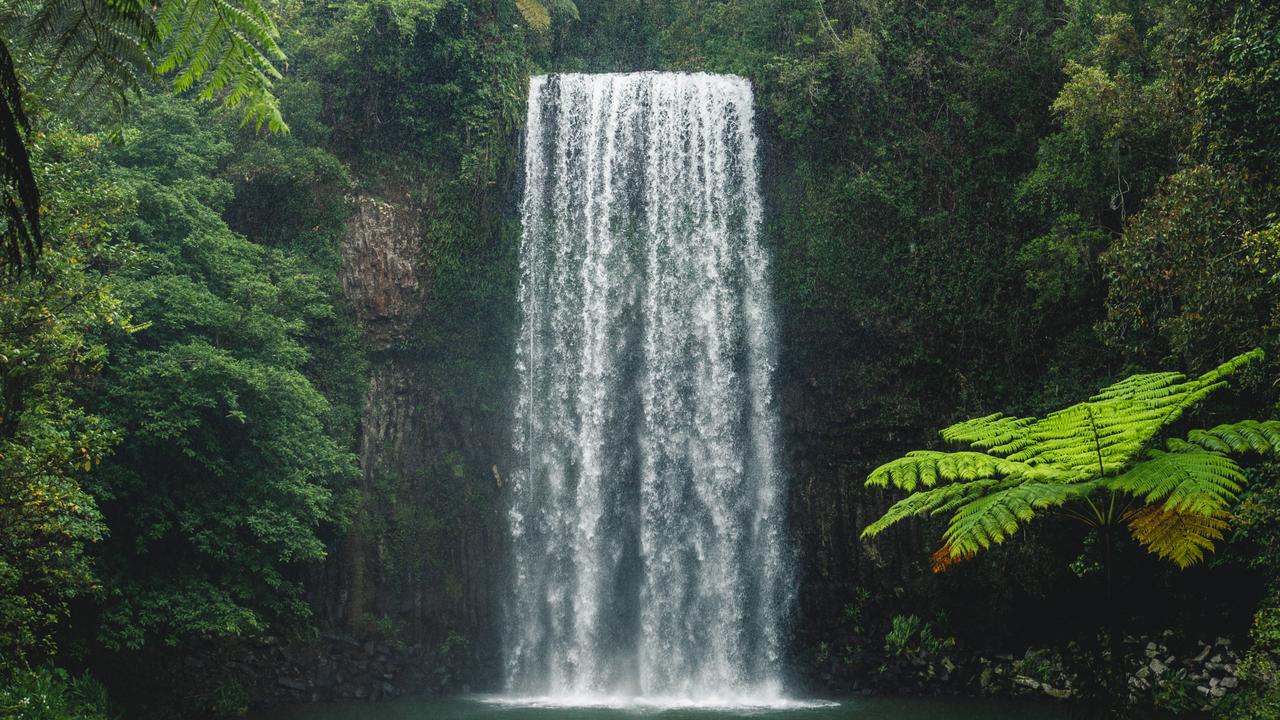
1104;523;1123;716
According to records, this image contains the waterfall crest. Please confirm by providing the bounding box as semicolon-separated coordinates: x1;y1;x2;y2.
505;72;792;702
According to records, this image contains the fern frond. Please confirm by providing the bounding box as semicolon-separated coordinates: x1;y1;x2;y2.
154;0;288;133
939;481;1100;557
1183;420;1280;456
516;0;551;31
862;350;1268;572
1105;449;1244;515
1004;351;1264;474
866;451;1051;491
941;413;1035;455
1089;371;1187;401
930;544;974;573
862;479;1008;538
1127;504;1228;569
27;0;288;133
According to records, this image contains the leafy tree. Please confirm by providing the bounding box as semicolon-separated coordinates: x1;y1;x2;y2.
862;349;1275;571
82;96;357;649
0;123;135;669
1;0;288;275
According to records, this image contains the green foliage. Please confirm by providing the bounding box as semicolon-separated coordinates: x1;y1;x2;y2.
1218;465;1280;719
79;96;357;649
884;614;954;658
1101;166;1278;368
1;0;1278;710
25;0;288;131
0;124;135;668
0;40;43;277
1016;214;1104;311
515;0;550;32
864;350;1278;569
0;665;113;720
0;0;292;278
1216;603;1280;720
1013;648;1058;685
193;679;248;719
1151;667;1198;716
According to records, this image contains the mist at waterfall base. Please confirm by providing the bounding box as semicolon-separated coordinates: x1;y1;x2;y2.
255;696;1071;720
504;72;793;708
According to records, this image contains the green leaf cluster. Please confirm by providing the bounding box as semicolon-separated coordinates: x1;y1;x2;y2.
78;96;358;649
0;123;134;670
864;349;1277;569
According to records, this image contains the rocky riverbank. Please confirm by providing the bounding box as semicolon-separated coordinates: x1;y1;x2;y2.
805;630;1243;714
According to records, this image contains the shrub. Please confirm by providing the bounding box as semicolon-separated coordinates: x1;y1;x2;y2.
884;614;955;658
0;665;113;720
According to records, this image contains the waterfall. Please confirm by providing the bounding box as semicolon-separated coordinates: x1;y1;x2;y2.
505;72;792;703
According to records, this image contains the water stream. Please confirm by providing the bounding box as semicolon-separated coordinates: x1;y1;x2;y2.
505;72;792;704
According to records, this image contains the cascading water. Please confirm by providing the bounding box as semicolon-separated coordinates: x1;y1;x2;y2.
504;72;793;705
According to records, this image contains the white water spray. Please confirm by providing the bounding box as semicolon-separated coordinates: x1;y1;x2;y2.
505;72;793;704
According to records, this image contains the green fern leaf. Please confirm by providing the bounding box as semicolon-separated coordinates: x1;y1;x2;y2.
941;413;1035;455
866;451;1054;492
862;479;1009;538
1183;420;1280;455
863;349;1268;572
1105;449;1243;515
940;480;1100;557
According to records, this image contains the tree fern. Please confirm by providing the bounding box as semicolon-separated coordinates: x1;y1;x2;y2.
863;349;1274;570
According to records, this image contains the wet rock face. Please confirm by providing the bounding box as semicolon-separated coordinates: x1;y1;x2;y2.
323;188;503;669
340;196;426;348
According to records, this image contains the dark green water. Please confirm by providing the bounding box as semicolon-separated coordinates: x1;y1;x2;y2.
255;695;1070;720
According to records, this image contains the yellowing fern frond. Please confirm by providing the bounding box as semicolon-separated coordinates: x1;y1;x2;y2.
1127;505;1229;569
516;0;552;32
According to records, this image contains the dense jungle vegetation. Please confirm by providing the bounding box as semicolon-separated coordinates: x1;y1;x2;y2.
2;0;1279;718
